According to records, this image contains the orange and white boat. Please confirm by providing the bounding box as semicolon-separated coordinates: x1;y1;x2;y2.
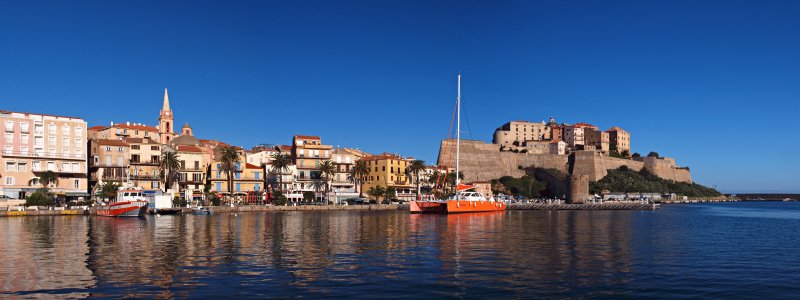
96;188;149;217
410;74;506;214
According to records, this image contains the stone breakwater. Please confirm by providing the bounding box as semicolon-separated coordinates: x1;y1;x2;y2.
507;203;659;210
0;204;401;217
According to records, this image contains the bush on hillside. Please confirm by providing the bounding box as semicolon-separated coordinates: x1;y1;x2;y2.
589;167;721;197
491;175;547;198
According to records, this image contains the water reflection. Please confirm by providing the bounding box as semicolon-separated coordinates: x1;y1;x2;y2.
1;210;640;298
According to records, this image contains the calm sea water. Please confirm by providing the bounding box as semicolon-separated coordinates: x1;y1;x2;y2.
2;202;800;299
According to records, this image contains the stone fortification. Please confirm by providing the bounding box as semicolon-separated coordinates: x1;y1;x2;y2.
438;139;692;183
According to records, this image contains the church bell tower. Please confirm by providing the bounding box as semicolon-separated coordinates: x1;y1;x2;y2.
158;88;175;144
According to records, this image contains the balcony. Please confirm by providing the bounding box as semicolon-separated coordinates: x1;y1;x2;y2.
131;174;160;181
179;167;205;172
1;150;86;160
89;162;129;168
130;160;159;166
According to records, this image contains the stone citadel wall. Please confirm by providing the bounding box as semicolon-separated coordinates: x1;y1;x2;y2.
438;139;692;183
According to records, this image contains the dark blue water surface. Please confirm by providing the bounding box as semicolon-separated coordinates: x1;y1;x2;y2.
2;202;800;298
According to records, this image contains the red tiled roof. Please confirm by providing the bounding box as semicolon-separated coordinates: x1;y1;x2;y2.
88;125;106;131
95;139;129;146
572;122;596;128
245;163;261;169
176;145;203;153
278;145;292;151
294;135;321;140
111;123;159;132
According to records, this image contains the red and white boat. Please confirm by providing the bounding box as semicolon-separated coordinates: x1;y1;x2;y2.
410;74;506;214
96;188;149;217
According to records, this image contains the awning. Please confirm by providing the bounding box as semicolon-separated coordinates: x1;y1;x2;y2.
66;192;90;196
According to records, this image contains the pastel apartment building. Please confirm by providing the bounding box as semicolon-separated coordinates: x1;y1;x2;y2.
291;135;332;193
0;110;88;200
360;153;415;201
88;139;130;193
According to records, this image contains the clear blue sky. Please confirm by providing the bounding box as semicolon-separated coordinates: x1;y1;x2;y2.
2;1;798;193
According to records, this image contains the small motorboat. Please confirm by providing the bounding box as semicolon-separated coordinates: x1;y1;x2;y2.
192;206;212;215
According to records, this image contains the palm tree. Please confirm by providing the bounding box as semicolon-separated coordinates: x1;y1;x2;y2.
352;160;369;198
385;186;397;204
159;151;181;193
270;153;291;193
367;185;385;202
407;160;425;200
219;146;241;202
317;160;335;204
38;170;58;190
100;182;121;201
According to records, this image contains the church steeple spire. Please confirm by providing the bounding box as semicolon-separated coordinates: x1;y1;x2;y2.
162;88;171;112
158;87;175;144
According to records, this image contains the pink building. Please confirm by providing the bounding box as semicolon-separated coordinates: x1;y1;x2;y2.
0;110;88;201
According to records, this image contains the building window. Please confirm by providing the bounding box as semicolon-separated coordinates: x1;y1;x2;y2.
5;161;14;172
74;180;80;189
4;133;12;143
254;172;260;180
48;124;55;134
151;146;159;151
17;162;26;172
255;183;260;191
236;183;241;191
216;182;221;191
4;121;13;132
152;181;160;189
32;161;40;171
5;177;14;185
131;145;140;150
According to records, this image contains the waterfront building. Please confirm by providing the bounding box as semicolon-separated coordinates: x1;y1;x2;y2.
88;122;160;141
331;148;358;200
493;120;549;148
606;126;631;155
0;110;88;201
88;139;130;194
166;144;207;200
361;153;414;201
291;135;333;194
124;137;161;190
210;159;264;200
245;144;280;167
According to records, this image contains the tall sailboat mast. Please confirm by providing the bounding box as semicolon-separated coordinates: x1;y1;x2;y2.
455;73;461;198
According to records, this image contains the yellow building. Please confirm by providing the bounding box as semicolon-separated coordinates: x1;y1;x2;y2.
361;153;414;201
124;137;162;190
210;160;265;200
88;138;130;194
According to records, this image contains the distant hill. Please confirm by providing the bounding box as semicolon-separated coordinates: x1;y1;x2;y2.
733;194;800;200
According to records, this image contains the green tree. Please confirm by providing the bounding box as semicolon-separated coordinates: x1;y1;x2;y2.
632;152;641;158
270;153;292;192
317;160;336;204
303;191;316;202
384;186;397;203
367;185;385;202
272;190;288;206
100;182;122;201
407;159;425;200
621;150;631;157
25;190;52;207
352;159;369;198
37;171;58;189
159;151;181;192
219;146;241;201
647;151;659;158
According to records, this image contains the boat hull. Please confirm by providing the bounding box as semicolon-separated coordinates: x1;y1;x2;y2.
410;200;506;214
97;201;149;217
